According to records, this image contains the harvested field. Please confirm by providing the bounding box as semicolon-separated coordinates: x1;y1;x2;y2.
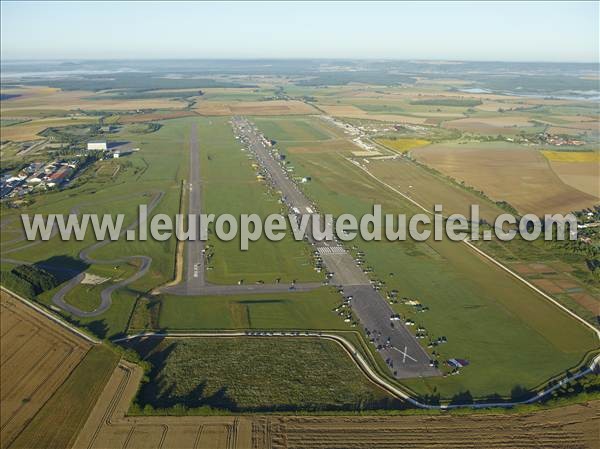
195;100;318;116
546;164;599;197
547;126;593;136
474;101;537;112
352;150;381;157
1;87;187;112
366;157;506;222
0;290;91;448
538;118;599;131
270;404;599;449
541;151;600;197
319;104;429;124
408;111;464;118
413;142;599;214
0;116;99;141
117;110;198;124
338;88;528;103
10;345;118;449
442;115;536;135
74;361;600;449
73;361;254;449
553;115;598;123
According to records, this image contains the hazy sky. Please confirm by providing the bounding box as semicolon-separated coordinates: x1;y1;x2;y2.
1;1;598;62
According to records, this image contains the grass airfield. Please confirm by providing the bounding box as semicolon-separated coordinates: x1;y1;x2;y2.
256;115;598;400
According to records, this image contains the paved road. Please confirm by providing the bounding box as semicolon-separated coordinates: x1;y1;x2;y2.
231;116;438;379
1;190;164;317
49;191;164;317
114;330;600;410
353;157;600;342
0;124;318;316
166;281;324;296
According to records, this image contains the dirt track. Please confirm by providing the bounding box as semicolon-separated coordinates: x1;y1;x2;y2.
74;358;599;449
0;291;91;448
72;361;253;449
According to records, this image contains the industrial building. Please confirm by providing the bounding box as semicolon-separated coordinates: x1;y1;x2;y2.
87;141;107;151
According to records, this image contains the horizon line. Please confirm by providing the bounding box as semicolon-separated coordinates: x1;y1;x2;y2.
1;57;599;65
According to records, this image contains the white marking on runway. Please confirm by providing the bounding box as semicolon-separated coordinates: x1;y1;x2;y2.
317;246;345;255
391;345;417;363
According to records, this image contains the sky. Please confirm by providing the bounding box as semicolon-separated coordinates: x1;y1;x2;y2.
1;1;598;62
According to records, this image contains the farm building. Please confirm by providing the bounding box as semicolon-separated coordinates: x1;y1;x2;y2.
87;141;107;151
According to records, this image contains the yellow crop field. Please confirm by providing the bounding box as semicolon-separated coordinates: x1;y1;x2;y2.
376;138;430;153
541;150;600;163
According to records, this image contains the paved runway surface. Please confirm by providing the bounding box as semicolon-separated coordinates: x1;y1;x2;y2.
30;118;438;377
232;117;438;378
182;123;207;293
161;123;208;296
161;123;321;296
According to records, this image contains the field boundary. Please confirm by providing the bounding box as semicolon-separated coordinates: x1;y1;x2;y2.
161;178;187;288
349;158;600;340
0;285;100;344
113;331;600;410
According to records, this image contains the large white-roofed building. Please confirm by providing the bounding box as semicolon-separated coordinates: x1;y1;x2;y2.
87;141;107;151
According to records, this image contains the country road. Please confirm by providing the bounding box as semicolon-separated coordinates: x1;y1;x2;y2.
50;190;164;317
352;158;600;342
1;191;164;317
113;330;600;410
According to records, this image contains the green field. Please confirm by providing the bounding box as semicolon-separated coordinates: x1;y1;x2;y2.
252;115;337;141
155;288;349;331
198;116;321;284
473;235;600;327
62;263;138;312
130;337;399;412
1;117;194;337
254;116;599;400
